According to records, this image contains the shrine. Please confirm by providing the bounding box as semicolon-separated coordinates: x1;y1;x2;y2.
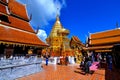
70;36;85;63
0;0;48;79
85;27;120;68
0;0;47;58
46;15;72;57
86;28;120;52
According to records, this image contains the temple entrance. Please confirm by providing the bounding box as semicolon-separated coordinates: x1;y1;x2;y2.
0;44;14;59
13;46;29;56
4;48;13;59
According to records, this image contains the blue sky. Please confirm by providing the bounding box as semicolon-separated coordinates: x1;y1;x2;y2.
17;0;120;43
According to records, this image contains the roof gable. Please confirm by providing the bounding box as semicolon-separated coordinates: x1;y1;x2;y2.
90;29;120;45
70;36;85;47
8;16;34;33
91;29;120;39
8;0;29;21
73;36;81;42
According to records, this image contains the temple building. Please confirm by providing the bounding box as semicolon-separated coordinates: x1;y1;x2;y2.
70;36;85;63
86;28;120;52
0;0;47;58
46;15;72;57
86;27;120;68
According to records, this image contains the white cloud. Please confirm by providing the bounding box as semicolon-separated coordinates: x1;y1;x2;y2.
17;0;66;27
37;29;47;42
16;0;66;42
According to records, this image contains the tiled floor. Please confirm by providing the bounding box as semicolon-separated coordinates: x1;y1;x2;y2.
17;64;120;80
17;63;120;80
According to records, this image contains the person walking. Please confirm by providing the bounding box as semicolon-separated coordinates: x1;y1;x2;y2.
108;55;112;71
84;57;92;75
65;56;69;65
45;55;49;66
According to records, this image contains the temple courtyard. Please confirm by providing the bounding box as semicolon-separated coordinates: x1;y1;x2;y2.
17;63;120;80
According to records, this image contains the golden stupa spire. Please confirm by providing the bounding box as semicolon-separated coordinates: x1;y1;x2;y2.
48;7;62;37
56;7;60;21
46;7;71;57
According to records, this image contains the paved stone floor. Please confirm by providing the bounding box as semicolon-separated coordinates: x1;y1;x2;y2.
17;64;120;80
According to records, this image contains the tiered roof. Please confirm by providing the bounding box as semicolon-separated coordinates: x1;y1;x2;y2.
73;36;84;45
70;36;85;48
8;16;34;33
73;36;82;43
8;0;29;21
87;29;120;52
90;29;120;45
0;24;46;46
0;0;47;47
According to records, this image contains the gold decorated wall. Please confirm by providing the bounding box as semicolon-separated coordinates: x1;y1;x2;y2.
70;36;85;63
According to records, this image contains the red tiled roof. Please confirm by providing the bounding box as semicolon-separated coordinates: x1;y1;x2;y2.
8;0;29;21
91;29;120;39
73;36;84;46
73;36;81;42
70;36;85;47
89;29;120;45
0;4;7;14
0;25;47;46
90;35;120;45
7;16;34;33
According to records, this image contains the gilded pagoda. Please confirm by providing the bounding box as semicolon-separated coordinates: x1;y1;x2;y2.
0;0;47;58
46;15;72;57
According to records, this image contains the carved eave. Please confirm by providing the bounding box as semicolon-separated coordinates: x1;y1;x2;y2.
10;13;29;22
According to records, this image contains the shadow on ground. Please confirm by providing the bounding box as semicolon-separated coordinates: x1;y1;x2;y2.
74;68;94;75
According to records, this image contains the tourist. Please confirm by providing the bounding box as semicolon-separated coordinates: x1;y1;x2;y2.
107;54;112;71
45;55;49;66
74;56;76;63
65;56;69;65
80;57;85;70
91;52;95;63
84;57;92;75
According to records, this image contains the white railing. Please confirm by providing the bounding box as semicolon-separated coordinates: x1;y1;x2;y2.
0;56;42;80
